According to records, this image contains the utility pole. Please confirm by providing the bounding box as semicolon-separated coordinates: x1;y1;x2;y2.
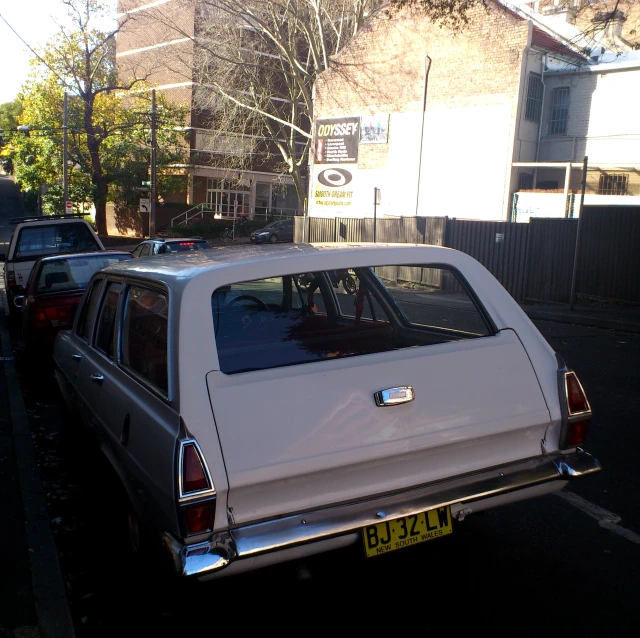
63;91;69;209
569;155;588;310
150;89;157;238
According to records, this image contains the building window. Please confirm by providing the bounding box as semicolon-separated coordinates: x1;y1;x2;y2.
548;87;570;135
518;173;534;190
524;73;543;122
598;173;629;195
206;178;250;217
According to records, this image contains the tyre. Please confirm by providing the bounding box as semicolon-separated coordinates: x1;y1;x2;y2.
343;274;357;295
269;234;278;244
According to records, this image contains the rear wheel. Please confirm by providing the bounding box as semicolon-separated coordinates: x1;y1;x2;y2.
269;234;278;244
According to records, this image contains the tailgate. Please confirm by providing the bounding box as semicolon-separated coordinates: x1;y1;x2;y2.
206;329;551;525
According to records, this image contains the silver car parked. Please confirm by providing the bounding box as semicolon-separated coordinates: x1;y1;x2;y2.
52;242;600;582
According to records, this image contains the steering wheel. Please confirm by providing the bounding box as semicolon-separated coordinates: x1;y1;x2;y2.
226;295;269;311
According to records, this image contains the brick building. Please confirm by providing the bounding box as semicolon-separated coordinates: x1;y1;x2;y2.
310;1;640;221
116;0;301;225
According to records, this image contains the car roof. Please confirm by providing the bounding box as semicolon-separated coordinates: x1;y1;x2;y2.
10;214;94;226
98;242;473;288
143;237;207;243
35;250;132;263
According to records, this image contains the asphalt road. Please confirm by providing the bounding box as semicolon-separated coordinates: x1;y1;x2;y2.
3;317;638;636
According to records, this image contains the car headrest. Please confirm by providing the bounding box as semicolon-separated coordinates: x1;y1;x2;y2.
45;271;70;287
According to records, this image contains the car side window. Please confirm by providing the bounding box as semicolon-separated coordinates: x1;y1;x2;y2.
140;244;152;257
131;246;143;258
94;282;122;359
121;286;169;395
76;278;104;341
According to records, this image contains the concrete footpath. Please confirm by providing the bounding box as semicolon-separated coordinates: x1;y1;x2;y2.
0;267;638;637
0;280;75;638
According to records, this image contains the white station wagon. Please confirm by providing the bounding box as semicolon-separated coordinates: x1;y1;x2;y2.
52;242;600;581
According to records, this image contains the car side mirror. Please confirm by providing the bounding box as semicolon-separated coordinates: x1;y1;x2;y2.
13;295;24;308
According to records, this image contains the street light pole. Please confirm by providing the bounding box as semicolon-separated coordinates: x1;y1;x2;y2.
150;89;157;238
63;91;69;208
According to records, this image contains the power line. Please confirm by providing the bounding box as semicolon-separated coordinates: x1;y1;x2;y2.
0;12;72;91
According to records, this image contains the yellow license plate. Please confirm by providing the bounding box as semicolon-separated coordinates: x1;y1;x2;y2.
362;506;453;558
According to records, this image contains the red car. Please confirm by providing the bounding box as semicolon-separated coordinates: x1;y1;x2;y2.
14;251;133;354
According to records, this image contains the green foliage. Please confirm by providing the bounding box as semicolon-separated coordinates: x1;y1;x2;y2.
0;99;23;173
10;0;188;230
387;0;487;29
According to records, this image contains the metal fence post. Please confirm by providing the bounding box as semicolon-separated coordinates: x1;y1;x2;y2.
569;156;588;310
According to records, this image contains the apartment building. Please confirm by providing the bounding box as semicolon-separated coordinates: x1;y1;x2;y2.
116;0;301;224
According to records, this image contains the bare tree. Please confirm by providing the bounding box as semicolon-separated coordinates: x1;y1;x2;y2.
139;0;384;208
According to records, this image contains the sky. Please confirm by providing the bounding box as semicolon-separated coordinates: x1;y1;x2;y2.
0;0;118;104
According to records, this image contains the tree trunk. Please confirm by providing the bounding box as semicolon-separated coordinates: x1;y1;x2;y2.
83;91;108;236
93;179;109;236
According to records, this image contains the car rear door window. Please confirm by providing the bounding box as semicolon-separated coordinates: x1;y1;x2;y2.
77;278;104;341
121;286;169;394
212;264;494;374
94;282;122;358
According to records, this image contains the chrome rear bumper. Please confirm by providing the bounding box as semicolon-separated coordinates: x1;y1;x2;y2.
162;448;600;579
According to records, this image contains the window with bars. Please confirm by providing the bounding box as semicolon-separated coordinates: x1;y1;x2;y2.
524;73;543;122
548;87;570;135
598;173;629;195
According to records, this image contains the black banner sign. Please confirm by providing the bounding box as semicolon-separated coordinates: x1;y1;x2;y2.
314;117;359;164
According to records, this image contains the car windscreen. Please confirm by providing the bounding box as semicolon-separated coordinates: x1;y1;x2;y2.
14;223;102;262
164;241;211;252
36;254;132;293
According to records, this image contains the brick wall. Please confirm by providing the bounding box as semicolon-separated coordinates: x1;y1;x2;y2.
313;2;531;220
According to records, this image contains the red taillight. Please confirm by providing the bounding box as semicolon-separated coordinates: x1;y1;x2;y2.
560;370;592;449
30;298;75;328
179;242;195;246
7;271;16;285
565;372;590;415
183;502;214;535
181;443;210;494
566;420;590;447
178;440;216;537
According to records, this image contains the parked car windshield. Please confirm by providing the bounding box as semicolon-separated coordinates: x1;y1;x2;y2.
14;223;101;262
35;253;132;293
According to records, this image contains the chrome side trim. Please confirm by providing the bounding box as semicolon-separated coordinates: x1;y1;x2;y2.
165;449;600;578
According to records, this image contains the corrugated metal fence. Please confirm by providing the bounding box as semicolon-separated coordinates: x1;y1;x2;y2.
295;208;640;304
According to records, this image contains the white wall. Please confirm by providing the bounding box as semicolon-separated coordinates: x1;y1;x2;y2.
539;66;640;164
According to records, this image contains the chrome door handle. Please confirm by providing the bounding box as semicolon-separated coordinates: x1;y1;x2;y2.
90;373;104;383
71;353;82;361
374;386;415;407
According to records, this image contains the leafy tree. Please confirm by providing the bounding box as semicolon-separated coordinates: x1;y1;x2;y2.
11;0;187;234
0;99;23;173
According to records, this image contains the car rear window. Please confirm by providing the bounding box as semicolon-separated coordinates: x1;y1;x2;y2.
164;241;211;252
36;254;131;293
212;264;494;374
14;222;101;261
